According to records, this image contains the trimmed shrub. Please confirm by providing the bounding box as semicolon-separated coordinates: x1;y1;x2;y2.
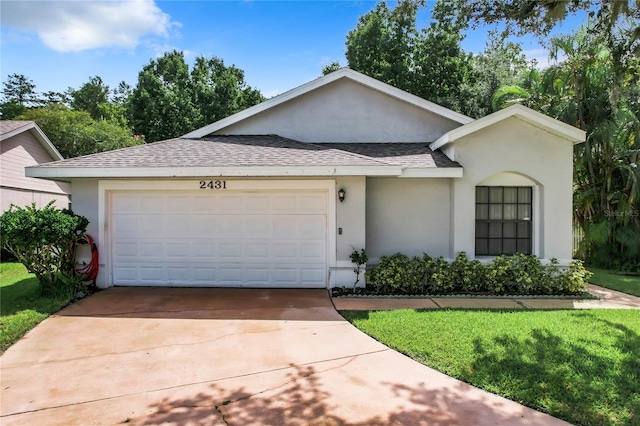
365;253;420;294
451;252;485;293
557;260;592;294
365;251;590;296
0;202;88;297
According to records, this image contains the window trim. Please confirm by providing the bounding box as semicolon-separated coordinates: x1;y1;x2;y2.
475;186;533;256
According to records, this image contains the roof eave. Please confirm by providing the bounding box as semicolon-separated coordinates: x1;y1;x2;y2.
431;104;586;152
399;167;462;178
1;122;64;161
25;165;406;179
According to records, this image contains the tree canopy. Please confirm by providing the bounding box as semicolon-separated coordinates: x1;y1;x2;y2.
128;51;264;142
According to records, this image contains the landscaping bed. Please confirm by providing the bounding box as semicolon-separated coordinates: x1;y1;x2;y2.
345;252;592;297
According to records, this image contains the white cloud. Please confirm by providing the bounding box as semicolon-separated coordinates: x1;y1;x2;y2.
1;0;177;52
523;48;566;69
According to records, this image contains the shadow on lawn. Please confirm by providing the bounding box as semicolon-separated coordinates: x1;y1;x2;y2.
123;363;545;426
466;311;640;426
0;277;67;316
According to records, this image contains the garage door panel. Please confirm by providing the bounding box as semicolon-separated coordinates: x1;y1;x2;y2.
300;195;326;211
219;195;245;211
246;243;269;259
111;190;327;287
246;195;269;211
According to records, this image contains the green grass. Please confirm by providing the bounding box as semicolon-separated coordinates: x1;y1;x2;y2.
342;309;640;426
0;262;71;354
588;267;640;297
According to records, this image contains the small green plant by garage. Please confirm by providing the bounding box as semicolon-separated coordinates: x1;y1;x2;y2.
349;247;368;290
0;202;89;298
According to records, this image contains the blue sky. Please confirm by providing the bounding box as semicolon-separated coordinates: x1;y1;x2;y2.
1;1;586;99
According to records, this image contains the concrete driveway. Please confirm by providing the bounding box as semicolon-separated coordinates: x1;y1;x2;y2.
1;288;567;425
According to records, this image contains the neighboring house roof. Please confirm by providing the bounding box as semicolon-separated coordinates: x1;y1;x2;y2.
431;104;586;155
0;120;64;161
25;135;462;180
183;68;474;139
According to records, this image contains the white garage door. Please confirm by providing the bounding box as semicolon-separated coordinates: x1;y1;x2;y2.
110;190;328;287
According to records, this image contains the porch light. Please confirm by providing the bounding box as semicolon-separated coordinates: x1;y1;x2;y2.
338;188;346;203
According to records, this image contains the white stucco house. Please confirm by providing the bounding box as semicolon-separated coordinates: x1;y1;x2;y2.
1;121;70;212
26;69;585;289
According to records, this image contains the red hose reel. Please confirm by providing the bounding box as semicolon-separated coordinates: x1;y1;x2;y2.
76;234;99;284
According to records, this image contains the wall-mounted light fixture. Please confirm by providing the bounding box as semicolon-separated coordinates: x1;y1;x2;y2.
338;188;346;203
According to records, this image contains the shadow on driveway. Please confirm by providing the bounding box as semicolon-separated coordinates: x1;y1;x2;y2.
1;287;568;425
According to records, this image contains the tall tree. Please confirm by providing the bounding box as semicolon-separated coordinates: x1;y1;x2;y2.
491;27;640;270
412;0;473;113
345;0;420;92
129;50;263;142
2;73;37;106
345;0;474;114
464;31;530;118
68;76;110;120
458;0;639;106
18;104;142;158
129;51;201;142
1;73;38;119
191;56;264;127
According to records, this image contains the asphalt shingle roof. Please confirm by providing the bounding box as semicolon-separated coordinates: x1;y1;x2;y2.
317;142;459;168
32;135;460;169
0;120;33;136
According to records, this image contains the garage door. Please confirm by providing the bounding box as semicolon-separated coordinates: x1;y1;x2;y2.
110;190;328;287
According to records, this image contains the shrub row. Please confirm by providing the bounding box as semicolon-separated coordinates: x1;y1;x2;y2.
365;252;591;295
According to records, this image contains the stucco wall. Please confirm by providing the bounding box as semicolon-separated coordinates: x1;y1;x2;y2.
218;79;460;143
451;116;574;261
333;176;366;286
71;179;101;281
1;131;70;211
366;178;451;261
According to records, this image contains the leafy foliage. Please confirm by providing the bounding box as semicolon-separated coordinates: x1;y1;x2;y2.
1;73;37;106
17;104;142;158
0;203;89;296
68;75;110;120
129;50;264;142
349;247;368;289
365;252;591;295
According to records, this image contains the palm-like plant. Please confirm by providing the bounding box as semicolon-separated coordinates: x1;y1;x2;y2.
492;25;640;271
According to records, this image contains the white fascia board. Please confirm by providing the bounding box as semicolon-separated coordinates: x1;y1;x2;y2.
430;134;451;153
183;71;350;138
183;68;473;138
431;104;586;152
0;122;64;160
345;71;474;125
25;165;404;179
399;167;463;178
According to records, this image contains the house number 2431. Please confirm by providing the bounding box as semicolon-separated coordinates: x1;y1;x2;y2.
199;180;227;189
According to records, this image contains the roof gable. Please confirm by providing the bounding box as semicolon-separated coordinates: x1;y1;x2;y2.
183;68;473;140
0;120;64;161
431;104;586;155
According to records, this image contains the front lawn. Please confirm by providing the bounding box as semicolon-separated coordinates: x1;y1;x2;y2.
342;309;640;426
0;262;72;353
588;268;640;297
